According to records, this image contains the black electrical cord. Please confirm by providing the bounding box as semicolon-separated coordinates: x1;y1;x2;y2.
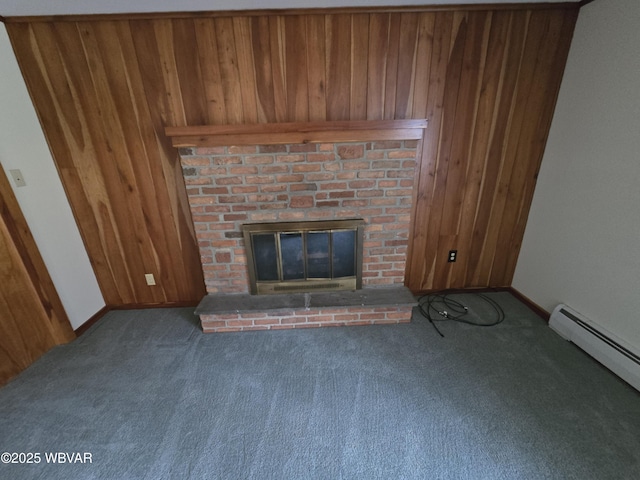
417;291;505;337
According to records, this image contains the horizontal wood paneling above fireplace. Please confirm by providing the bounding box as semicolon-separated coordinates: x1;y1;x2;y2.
7;6;578;303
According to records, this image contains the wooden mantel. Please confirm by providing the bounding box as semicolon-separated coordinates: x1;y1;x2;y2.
165;120;427;147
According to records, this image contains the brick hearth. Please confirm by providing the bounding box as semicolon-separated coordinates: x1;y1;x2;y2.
178;140;419;332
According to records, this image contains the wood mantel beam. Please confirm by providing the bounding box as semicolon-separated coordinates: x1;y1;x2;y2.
165;120;427;147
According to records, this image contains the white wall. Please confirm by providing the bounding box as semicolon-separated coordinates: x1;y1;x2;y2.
513;0;640;349
0;25;105;330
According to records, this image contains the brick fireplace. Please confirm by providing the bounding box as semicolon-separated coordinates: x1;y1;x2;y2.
169;121;425;332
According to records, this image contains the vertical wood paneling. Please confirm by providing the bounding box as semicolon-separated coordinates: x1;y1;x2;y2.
383;14;402;120
6;6;578;302
366;13;390;120
284;16;309;121
305;15;327;121
350;14;369;119
214;17;244;124
251;16;276;123
193;19;227;124
0;166;74;385
395;13;419;119
325;14;352;121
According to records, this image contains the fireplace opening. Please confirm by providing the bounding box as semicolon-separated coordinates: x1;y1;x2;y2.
242;219;365;294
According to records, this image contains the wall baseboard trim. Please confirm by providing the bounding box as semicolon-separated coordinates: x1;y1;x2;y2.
412;286;550;321
74;301;200;336
412;286;510;296
507;287;550;321
109;301;200;310
74;305;111;336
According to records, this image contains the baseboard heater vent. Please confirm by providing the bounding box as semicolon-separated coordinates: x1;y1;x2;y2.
550;304;640;392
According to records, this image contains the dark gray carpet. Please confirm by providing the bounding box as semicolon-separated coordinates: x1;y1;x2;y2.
1;292;639;479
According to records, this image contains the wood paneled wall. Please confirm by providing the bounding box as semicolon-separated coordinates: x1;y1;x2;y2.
5;5;578;301
0;167;75;385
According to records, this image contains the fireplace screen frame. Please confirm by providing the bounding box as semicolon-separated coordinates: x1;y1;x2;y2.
242;219;365;295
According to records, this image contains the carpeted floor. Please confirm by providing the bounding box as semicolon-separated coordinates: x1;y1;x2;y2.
1;292;639;479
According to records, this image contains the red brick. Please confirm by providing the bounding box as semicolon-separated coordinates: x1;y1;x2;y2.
307;173;335;181
185;177;213;185
290;196;315;208
357;171;385;179
372;141;401;149
370;198;397;206
342;199;369;207
215;251;232;263
293;164;322;173
329;191;355;199
386;170;413;178
189;196;217;205
258;145;287;153
337;144;365;159
322;163;341;172
218;195;246;203
195;147;226;155
289;144;318;153
223;213;248;221
201;319;228;327
372;160;401;169
308;153;335;162
246;175;275;184
400;179;415;187
229;166;259;175
275;174;304;183
261;165;289;174
378;180;398;188
200;167;227;176
261;184;288;193
229;146;258;154
306;210;333;219
357;190;384;197
260;203;288;210
204;205;231;212
349;180;376;189
181;157;211;166
245;155;275;164
365;151;385;160
388;150;417;159
227;319;256;327
342;161;370;170
231;186;259;194
202;187;229;194
278;212;306;220
276;154;305;163
336;172;357;180
215;177;242;185
248;194;275;202
213;156;243;165
316;201;340;208
319;182;348;190
386;188;414;197
249;213;278;221
290;183;318;191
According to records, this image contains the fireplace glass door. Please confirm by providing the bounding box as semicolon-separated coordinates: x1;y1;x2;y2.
242;219;364;294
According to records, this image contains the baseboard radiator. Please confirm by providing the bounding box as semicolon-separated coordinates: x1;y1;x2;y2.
550;304;640;392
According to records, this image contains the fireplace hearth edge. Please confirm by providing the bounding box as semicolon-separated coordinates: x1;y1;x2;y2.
196;285;416;315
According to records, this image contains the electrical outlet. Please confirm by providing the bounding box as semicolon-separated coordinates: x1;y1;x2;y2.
9;169;26;187
448;250;457;262
144;273;156;286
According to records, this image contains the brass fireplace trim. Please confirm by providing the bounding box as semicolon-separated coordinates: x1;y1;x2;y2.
242;219;365;295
